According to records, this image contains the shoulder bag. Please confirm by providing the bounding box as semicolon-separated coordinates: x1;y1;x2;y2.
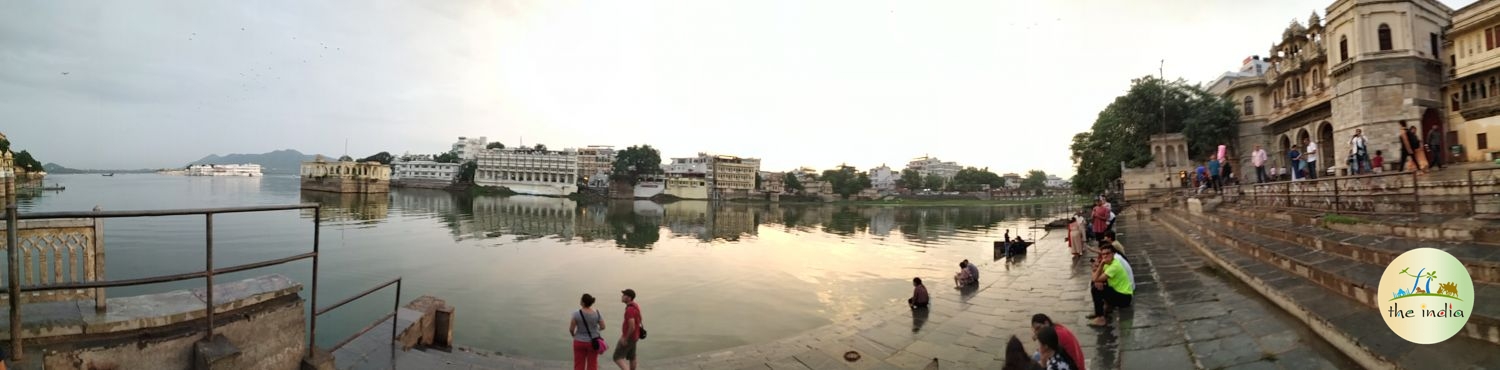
579;309;608;353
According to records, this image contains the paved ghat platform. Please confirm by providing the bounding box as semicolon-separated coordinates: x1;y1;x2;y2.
334;221;1351;369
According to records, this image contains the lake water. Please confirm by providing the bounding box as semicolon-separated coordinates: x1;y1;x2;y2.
14;174;1075;361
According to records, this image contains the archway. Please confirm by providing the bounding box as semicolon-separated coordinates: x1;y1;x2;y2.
1296;129;1311;151
1166;145;1177;167
1422;108;1445;166
1318;122;1335;166
1279;135;1292;162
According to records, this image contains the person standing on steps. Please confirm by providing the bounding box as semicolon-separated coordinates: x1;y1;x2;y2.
614;289;643;370
1252;144;1268;183
1303;136;1318;180
1350;129;1370;175
1207;155;1221;193
569;294;606;370
1428;125;1445;170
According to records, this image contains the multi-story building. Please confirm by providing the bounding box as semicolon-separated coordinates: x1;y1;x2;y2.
759;171;785;194
474;147;579;196
452;136;488;161
664;155;711;200
905;156;961;180
708;154;760;200
1447;0;1500;162
1002;173;1022;189
576;145;616;189
391;160;459;188
1208;1;1451;175
1045;175;1069;188
869;165;897;192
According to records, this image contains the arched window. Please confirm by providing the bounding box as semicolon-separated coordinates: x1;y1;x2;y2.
1243;96;1255;116
1378;24;1393;51
1340;35;1349;61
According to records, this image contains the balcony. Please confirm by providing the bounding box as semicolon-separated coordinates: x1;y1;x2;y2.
1461;94;1500;120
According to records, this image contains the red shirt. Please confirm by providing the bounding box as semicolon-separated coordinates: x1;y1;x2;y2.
1091;205;1109;233
1055;324;1087;370
622;302;643;341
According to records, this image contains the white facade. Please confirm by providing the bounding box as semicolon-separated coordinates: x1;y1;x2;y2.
905;156;960;179
869;165;897;191
1045;175;1068;188
187;164;263;177
392;160;458;182
452;136;488;161
576;145;616;188
474;147;579;196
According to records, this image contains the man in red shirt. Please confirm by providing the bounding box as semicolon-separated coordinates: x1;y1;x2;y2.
614;289;644;370
1031;313;1086;370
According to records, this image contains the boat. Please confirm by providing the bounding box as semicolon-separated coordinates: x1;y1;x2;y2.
101;173;114;177
186;164;263;177
41;184;65;191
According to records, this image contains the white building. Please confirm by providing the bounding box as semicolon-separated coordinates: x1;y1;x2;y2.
474;147;579;196
905;156;961;180
1045;175;1069;189
664;155;712;200
392;160;459;184
186;164;262;177
869;165;897;191
452;136;488;161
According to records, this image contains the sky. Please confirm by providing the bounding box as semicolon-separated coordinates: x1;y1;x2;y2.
0;0;1478;176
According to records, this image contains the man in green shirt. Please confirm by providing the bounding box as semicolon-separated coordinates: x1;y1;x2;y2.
1087;244;1132;327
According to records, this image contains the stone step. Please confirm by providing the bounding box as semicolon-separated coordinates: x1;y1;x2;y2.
1219;203;1500;246
1152;213;1500;369
1157;210;1500;347
1209;208;1500;285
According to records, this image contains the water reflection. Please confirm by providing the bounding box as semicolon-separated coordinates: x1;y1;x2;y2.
378;188;1081;249
299;190;390;223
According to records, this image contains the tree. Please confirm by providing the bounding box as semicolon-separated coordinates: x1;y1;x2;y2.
457;161;477;183
755;172;763;190
0;137;9;154
949;167;1003;191
923;174;946;191
820;165;871;199
1069;76;1238;195
898;169;923;190
611;145;663;185
1020;170;1048;190
533;143;547;151
337;155;354;162
783;172;804;193
433;152;460;163
12;150;40;172
485;142;505;150
359;151;394;165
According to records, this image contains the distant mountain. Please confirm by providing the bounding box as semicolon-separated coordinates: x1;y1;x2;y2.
190;149;325;174
43;163;154;174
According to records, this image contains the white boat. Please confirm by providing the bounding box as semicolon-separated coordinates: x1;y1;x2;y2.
186;164;263;177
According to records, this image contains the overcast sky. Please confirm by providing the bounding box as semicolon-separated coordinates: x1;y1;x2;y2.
1;0;1476;176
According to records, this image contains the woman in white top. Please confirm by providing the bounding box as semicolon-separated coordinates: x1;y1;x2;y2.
569;293;607;370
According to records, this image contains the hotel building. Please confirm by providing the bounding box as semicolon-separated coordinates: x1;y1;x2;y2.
474;147;579;196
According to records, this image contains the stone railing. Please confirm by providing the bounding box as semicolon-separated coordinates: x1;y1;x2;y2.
0;216;105;307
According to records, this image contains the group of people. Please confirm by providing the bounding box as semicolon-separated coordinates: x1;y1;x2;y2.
1242;120;1444;184
1193;153;1234;194
569;289;646;370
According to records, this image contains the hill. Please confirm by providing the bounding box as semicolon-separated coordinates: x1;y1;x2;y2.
42;163;154;174
190;149;324;174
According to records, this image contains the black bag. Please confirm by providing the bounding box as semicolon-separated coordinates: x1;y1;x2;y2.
639;327;647;340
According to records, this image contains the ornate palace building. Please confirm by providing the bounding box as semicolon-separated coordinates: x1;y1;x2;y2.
1210;0;1452;174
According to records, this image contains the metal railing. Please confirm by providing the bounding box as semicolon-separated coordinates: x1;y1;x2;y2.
1469;167;1500;216
1223;170;1421;217
313;277;401;352
1;203;322;363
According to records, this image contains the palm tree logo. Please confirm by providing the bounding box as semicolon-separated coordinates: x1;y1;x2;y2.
1390;267;1461;301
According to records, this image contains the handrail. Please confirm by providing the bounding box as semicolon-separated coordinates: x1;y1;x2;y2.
1230;170;1420;217
311;277;401;355
2;203;322;364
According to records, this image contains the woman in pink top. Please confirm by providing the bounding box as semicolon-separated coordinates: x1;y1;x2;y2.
1091;199;1110;237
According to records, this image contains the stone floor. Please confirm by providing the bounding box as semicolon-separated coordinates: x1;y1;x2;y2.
1116;222;1357;370
333;220;1354;369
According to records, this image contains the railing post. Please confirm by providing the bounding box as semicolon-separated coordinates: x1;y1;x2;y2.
392;279;401;342
1413;171;1422;218
8;204;22;362
92;206;105;311
309;206;321;355
205;213;214;339
1469;169;1477;216
1332;178;1341;214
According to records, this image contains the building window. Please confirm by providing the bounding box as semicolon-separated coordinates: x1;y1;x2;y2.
1490;28;1496;51
1339;35;1349;61
1432;33;1440;57
1378;24;1392;51
1454;93;1462;111
1481;133;1490;150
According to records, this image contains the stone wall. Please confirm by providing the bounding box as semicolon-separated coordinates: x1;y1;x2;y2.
301;177;390;193
38;292;305;370
1331;56;1446;162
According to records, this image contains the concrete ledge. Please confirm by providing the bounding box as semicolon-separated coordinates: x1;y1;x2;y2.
0;274;301;340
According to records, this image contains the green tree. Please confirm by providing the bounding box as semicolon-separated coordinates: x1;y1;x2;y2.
611;145;663;185
434;152;460;164
755;172;763;190
1069;76;1238;195
898;169;923;190
1020;170;1047;190
949;167;1003;191
12;150;40;172
359;151;394;165
0;137;9;154
337;155;354;162
923;174;946;191
533;143;547;151
485;142;505;150
783;173;804;193
458;161;477;183
820;165;870;199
